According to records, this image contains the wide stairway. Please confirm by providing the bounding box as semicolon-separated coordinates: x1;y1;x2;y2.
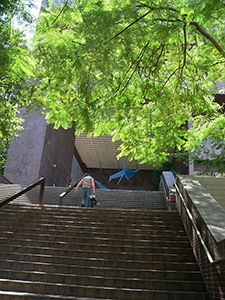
0;184;167;210
0;185;210;299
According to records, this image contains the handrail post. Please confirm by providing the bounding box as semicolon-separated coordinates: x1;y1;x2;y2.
38;178;45;206
59;192;66;206
0;177;46;208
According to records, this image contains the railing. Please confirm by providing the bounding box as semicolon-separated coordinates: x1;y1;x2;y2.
0;177;45;207
59;173;87;206
175;176;225;299
175;181;225;266
0;174;13;184
159;171;176;210
175;182;214;264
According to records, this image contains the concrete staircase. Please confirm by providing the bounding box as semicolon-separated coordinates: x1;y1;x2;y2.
0;185;210;299
0;184;167;210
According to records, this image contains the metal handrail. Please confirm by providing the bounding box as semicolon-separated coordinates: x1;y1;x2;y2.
59;173;87;206
174;182;225;266
159;176;169;202
0;174;13;184
0;177;45;207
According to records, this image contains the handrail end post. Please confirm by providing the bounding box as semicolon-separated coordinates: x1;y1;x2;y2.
38;178;45;206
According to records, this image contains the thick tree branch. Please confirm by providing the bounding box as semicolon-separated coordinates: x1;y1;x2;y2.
190;21;224;53
110;5;224;57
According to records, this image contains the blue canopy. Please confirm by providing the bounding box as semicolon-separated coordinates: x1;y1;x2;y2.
94;180;109;190
109;162;141;185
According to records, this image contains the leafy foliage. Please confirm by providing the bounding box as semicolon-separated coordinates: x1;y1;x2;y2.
185;113;225;174
32;0;225;167
0;0;36;173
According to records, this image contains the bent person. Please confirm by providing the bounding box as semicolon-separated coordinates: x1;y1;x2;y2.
75;174;95;207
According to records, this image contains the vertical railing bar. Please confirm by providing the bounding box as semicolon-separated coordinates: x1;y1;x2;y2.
38;178;45;206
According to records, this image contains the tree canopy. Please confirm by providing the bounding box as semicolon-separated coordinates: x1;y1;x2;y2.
0;0;36;173
32;0;225;168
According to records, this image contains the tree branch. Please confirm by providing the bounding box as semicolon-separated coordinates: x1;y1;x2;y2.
153;18;183;23
190;21;224;53
113;40;151;95
180;23;187;78
138;2;178;13
51;0;69;26
109;10;152;41
159;67;182;93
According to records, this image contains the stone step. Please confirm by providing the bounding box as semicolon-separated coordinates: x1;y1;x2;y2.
0;218;185;231
0;209;190;225
0;209;189;242
0;205;178;217
0;217;184;231
0;231;190;248
0;269;207;292
0;291;90;300
0;255;202;280
0;236;191;251
0;206;185;225
0;222;187;236
0;290;210;300
0;203;210;299
0;251;200;271
0;279;210;300
0;235;193;254
0;240;196;262
1;204;172;218
0;293;210;300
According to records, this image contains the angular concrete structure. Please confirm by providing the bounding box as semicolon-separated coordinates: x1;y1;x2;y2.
4;109;75;187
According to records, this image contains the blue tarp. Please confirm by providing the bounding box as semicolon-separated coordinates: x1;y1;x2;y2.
109;162;141;185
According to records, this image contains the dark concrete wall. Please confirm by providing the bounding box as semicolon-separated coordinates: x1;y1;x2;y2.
4;109;75;187
4;109;47;185
39;124;75;187
70;155;85;184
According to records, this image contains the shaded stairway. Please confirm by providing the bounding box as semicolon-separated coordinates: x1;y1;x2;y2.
0;184;167;210
0;189;210;299
12;185;167;210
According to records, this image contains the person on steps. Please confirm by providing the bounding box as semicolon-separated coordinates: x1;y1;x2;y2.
75;174;95;207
